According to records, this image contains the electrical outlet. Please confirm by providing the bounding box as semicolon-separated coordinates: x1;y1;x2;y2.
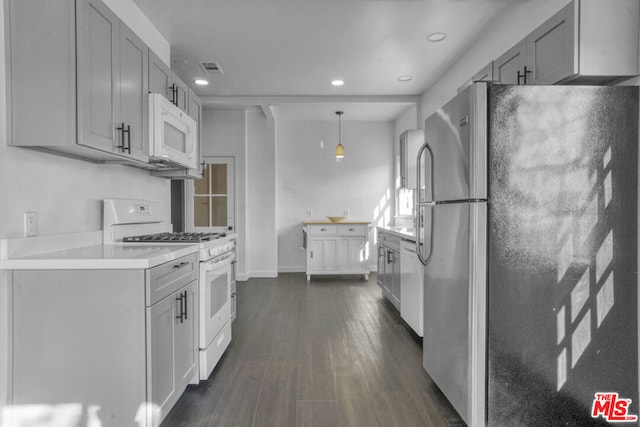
24;212;38;237
343;209;349;217
306;209;313;217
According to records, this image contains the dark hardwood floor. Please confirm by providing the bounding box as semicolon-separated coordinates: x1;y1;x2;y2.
161;273;466;427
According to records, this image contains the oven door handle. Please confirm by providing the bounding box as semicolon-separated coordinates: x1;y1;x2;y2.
203;255;233;271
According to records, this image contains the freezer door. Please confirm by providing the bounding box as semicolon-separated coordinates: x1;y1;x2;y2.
424;83;487;202
422;201;487;426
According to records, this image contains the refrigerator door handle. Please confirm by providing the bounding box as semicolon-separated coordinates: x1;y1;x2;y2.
415;141;434;204
415;203;433;266
416;140;434;266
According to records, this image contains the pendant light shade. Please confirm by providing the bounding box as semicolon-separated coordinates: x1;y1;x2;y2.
335;111;344;161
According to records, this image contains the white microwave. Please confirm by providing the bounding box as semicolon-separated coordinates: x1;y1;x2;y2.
148;93;198;169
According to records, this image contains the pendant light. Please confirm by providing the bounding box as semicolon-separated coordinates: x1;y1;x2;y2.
335;111;345;162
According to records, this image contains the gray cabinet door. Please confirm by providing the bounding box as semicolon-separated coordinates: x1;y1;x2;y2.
149;50;172;98
493;40;526;85
528;2;575;85
147;289;179;417
119;24;149;162
7;0;77;148
188;89;204;177
391;249;401;307
376;246;385;289
174;282;197;388
77;0;119;153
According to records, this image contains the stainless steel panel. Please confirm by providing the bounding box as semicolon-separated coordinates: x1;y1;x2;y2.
415;203;431;265
422;201;487;425
425;83;487;201
424;83;487;202
487;84;638;425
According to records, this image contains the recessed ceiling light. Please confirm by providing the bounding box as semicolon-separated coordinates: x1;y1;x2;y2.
194;79;209;86
427;32;447;42
398;75;413;82
331;79;345;87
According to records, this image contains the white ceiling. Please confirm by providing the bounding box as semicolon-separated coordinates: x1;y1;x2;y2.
132;0;513;120
271;102;416;122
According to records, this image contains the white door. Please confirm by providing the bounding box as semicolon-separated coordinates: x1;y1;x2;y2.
186;156;235;233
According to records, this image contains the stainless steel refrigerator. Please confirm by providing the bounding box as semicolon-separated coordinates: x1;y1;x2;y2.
416;82;638;426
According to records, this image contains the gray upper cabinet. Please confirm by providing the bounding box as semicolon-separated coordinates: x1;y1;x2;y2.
493;40;527;85
149;50;190;114
7;0;149;164
149;50;172;99
172;73;190;112
119;25;149;161
76;0;119;154
187;88;203;177
76;0;149;162
493;0;639;85
458;61;494;93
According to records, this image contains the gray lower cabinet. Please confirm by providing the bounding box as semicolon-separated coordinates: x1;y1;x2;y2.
9;253;198;427
7;0;149;164
147;281;197;419
377;230;401;310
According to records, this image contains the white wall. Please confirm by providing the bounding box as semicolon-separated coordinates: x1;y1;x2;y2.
246;110;278;277
277;119;394;272
200;107;279;279
0;0;170;418
200;109;248;279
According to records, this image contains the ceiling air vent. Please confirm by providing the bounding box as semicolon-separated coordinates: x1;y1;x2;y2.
199;61;224;74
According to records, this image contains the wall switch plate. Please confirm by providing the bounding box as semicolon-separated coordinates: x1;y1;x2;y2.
306;209;312;217
24;212;38;237
343;209;349;217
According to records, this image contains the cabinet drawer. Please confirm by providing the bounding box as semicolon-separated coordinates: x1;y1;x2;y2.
338;224;366;236
147;253;198;305
307;225;337;235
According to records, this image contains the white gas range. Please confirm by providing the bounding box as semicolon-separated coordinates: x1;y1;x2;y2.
103;198;236;381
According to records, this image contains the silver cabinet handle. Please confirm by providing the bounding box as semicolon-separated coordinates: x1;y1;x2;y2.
173;261;189;270
320;228;327;231
348;228;355;231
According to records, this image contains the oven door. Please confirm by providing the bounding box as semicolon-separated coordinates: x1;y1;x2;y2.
199;253;232;349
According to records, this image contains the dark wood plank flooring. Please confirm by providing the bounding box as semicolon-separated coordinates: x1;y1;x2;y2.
161;273;465;427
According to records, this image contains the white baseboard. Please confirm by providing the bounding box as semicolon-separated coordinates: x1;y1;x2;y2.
278;266;305;273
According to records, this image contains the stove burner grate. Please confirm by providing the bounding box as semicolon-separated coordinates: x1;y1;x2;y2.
123;232;226;243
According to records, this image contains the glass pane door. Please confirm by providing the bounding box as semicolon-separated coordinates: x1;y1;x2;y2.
186;157;235;232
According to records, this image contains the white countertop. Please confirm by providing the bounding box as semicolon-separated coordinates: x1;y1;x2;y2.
1;243;199;270
377;226;417;242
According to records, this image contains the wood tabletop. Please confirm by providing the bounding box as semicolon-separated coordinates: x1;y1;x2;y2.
303;220;372;225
